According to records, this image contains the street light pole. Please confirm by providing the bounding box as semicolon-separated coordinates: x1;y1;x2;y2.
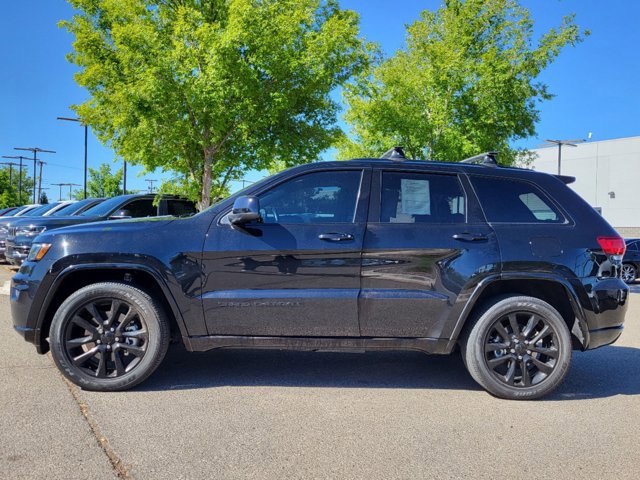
543;139;584;175
14;147;56;203
57;116;88;199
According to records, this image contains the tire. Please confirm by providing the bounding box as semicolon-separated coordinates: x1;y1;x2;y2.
621;263;637;284
461;295;572;400
50;282;170;392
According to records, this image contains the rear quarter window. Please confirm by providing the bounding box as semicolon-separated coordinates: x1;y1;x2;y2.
471;176;565;224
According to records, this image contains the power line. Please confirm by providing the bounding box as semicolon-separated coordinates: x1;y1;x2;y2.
14;147;56;203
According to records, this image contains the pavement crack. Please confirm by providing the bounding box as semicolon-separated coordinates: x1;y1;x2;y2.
56;365;133;479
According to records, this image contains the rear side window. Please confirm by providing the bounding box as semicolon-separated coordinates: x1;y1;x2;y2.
380;172;466;223
627;241;639;251
471;176;564;223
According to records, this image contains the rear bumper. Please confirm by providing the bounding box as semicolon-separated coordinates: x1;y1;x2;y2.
584;277;629;349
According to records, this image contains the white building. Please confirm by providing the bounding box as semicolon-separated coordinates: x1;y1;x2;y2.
531;136;640;237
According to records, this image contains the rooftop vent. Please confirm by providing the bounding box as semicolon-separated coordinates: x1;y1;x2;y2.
460;151;498;167
381;146;406;160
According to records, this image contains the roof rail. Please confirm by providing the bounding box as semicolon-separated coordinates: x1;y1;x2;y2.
381;146;406;161
460;151;499;167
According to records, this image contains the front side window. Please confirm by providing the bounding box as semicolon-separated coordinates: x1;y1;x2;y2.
123;199;156;218
258;170;362;224
471;176;564;224
380;172;466;223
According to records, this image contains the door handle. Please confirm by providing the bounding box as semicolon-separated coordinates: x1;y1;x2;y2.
319;232;354;242
452;233;488;242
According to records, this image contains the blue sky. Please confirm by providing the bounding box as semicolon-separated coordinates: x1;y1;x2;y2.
1;0;638;199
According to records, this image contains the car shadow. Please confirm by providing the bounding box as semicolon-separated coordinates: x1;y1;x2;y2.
137;343;640;400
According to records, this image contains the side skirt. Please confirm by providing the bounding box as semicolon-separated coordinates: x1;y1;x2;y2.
182;335;454;355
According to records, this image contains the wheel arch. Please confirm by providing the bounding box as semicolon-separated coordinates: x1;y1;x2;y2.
450;274;589;351
36;263;188;354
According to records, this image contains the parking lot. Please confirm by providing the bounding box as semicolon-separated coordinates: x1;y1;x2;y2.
1;264;639;479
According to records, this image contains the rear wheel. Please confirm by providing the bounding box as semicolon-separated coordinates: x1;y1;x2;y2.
621;263;637;284
461;295;572;400
50;282;170;391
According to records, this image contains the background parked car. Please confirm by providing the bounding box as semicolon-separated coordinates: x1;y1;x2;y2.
0;204;42;260
622;239;640;283
0;207;19;216
4;194;195;265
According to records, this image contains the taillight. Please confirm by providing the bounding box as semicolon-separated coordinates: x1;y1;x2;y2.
597;236;626;256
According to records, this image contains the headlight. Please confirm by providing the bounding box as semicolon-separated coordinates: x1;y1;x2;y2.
17;225;47;236
0;226;7;235
27;243;52;262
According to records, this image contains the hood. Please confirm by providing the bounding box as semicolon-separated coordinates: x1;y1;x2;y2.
38;216;176;241
8;215;97;231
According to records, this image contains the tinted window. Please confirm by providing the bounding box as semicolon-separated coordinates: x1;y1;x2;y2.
380;172;465;223
123;199;156;218
471;176;564;223
167;200;196;216
258;171;362;224
626;241;639;251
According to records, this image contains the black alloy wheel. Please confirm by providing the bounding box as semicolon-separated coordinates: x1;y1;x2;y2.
50;282;170;391
462;295;572;400
63;299;149;378
484;312;559;388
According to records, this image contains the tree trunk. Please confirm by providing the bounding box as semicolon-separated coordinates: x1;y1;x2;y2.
200;148;214;211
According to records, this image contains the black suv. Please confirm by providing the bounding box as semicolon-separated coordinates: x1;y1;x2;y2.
4;194;195;266
10;153;629;399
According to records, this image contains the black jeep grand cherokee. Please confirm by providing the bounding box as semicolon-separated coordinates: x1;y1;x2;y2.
11;152;629;399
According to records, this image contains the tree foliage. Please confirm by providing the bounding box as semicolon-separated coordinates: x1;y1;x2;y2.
339;0;588;164
0;167;34;208
62;0;372;209
74;163;124;199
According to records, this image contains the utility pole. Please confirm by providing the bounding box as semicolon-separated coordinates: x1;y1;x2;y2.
2;155;31;204
14;147;56;203
0;161;19;184
145;178;157;193
543;139;584;175
57;117;89;199
123;160;127;194
66;183;81;200
37;160;46;202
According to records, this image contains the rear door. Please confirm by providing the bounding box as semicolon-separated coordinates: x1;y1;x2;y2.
201;167;370;337
360;167;500;339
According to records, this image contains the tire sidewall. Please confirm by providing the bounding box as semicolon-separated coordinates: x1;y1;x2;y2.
464;296;572;400
50;282;168;391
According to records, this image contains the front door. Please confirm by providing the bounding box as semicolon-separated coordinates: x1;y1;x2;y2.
201;168;370;337
360;168;500;339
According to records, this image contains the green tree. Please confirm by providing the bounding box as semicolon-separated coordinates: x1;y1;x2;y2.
74;163;124;199
339;0;588;164
39;191;49;204
0;167;34;208
62;0;372;210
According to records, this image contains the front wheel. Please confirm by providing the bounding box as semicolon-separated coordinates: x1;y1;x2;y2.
461;295;572;400
50;282;170;391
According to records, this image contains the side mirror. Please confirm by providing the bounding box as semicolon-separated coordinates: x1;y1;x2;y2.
228;196;261;225
109;209;132;220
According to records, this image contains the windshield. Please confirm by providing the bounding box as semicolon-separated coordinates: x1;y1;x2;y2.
24;203;61;216
53;199;98;216
80;196;129;217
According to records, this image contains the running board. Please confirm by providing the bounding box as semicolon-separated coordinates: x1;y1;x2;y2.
183;335;454;355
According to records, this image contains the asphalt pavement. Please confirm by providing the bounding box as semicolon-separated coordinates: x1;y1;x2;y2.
1;264;640;479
